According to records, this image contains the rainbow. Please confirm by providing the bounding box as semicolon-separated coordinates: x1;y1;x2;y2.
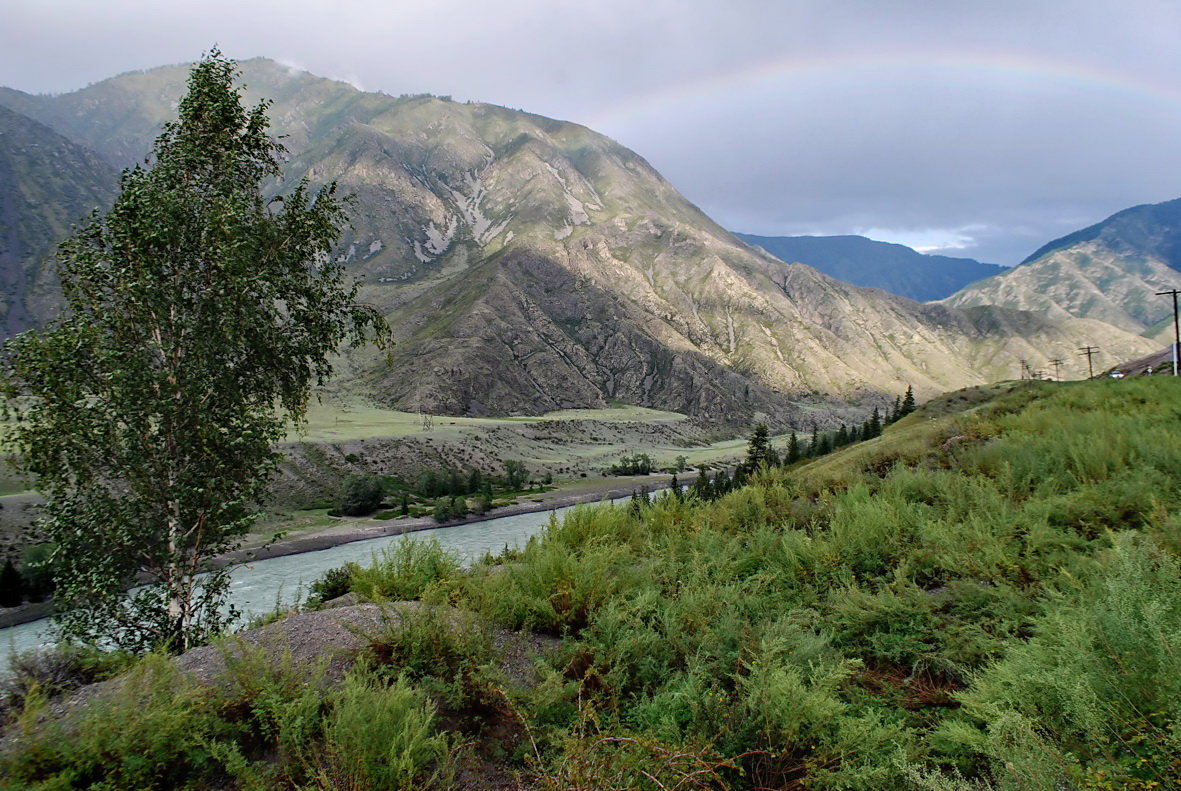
586;50;1181;129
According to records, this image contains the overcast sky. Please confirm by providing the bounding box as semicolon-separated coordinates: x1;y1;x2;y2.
4;0;1181;265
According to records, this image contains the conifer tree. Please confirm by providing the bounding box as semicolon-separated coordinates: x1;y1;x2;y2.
693;467;710;500
787;432;800;464
744;422;771;471
901;385;916;416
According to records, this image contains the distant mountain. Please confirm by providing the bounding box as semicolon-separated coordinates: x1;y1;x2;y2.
945;198;1181;335
735;233;1005;301
0;60;1157;421
0;105;117;334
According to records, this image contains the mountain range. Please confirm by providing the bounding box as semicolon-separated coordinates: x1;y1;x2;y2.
0;59;1160;423
945;198;1181;340
735;233;1005;302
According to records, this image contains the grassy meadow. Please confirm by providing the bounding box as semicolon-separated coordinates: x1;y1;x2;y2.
5;377;1180;789
288;399;689;443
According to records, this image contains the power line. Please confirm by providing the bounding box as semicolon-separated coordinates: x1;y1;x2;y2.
1078;346;1099;379
1049;358;1064;381
1156;288;1181;376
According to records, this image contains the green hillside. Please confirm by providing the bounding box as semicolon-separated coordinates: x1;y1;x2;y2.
7;378;1180;789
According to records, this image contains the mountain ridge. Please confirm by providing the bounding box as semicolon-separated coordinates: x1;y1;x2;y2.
0;59;1158;422
0;104;117;335
735;232;1005;302
945;197;1181;336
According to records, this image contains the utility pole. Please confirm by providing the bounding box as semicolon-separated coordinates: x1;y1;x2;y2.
1078;346;1099;379
1155;288;1181;376
1049;358;1064;381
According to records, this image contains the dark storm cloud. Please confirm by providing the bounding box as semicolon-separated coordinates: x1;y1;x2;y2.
4;0;1181;265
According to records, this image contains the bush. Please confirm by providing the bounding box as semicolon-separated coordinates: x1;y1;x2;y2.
2;654;241;788
0;644;132;715
945;536;1181;789
307;563;359;607
314;667;451;790
337;474;385;516
19;543;56;602
0;558;22;607
350;539;462;602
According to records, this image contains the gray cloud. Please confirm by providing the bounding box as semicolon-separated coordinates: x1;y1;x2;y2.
4;0;1181;265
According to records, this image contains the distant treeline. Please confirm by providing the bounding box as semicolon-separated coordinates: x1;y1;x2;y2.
336;460;551;518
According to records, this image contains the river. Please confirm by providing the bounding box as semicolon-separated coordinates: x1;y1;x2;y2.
0;499;612;667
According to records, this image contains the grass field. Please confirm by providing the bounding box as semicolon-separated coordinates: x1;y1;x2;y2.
288;399;688;443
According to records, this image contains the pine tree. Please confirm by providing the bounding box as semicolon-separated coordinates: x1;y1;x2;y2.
693;467;711;500
901;385;916;416
744;423;771;472
787;432;800;464
868;407;882;438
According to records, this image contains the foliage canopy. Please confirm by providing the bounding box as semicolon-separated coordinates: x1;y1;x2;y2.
1;51;387;651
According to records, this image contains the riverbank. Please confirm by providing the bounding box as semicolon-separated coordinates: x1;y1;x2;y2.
228;473;676;565
0;474;679;632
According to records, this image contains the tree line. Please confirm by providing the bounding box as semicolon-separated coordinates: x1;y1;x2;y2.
688;386;916;503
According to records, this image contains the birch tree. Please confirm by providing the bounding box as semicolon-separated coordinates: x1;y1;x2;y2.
1;51;387;652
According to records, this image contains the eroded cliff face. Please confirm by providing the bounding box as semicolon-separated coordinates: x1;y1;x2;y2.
1;60;1157;421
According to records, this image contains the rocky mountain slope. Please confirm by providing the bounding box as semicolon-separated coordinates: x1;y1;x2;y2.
0;60;1157;421
0;105;116;335
736;232;1004;301
944;198;1181;335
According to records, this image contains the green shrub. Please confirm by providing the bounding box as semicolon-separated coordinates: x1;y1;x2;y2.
0;643;133;715
2;653;243;789
946;535;1181;790
313;667;451;790
337;473;385;517
350;538;461;602
306;563;358;607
